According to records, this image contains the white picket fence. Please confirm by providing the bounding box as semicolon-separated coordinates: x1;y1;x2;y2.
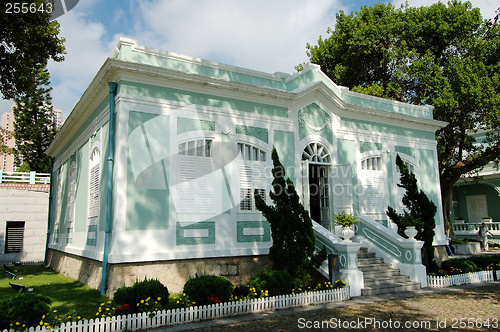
426;270;494;288
1;287;350;332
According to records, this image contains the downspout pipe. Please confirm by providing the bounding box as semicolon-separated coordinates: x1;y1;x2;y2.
101;82;118;296
44;158;55;265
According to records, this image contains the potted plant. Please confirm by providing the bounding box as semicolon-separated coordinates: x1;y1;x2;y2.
481;216;493;223
454;217;465;224
333;211;358;241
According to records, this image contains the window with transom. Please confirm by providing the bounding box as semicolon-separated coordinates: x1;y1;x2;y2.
238;142;267;211
302;142;331;163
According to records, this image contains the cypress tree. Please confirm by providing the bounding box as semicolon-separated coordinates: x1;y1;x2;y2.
387;154;438;272
254;147;326;280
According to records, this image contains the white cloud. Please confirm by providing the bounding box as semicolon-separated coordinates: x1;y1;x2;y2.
47;8;115;118
131;0;342;74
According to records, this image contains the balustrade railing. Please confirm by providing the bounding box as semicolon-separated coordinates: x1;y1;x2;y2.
0;171;50;184
453;222;500;234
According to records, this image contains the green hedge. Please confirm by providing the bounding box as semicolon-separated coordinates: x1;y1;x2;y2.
113;279;169;313
249;270;297;297
0;293;52;331
440;254;500;275
183;275;233;306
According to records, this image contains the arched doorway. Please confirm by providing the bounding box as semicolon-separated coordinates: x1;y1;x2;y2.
302;142;331;229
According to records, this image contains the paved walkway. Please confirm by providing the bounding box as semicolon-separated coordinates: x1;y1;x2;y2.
153;281;500;331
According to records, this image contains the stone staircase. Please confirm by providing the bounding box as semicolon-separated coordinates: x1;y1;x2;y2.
358;247;422;296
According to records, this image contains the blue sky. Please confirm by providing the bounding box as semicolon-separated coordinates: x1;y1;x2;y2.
1;0;497;118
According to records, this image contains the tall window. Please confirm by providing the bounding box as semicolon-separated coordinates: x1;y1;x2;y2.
89;147;100;219
67;162;77;243
177;139;214;213
238;142;267;211
359;155;385;218
361;156;382;170
53;166;63;244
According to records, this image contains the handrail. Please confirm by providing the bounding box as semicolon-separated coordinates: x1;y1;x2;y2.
0;170;50;184
355;215;427;287
312;222;363;297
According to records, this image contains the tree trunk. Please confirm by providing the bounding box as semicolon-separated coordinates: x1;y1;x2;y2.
440;178;456;239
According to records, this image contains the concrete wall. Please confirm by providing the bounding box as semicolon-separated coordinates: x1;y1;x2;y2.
0;187;49;263
46;248;272;297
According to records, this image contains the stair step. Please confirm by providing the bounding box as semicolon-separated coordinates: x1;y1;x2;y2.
357;247;422;296
358;263;394;272
357;251;376;258
357;257;385;265
361;282;421;296
362;269;401;279
363;275;411;287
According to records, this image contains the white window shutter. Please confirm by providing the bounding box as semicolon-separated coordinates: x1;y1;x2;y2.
332;164;353;215
301;160;309;212
178;155;215;213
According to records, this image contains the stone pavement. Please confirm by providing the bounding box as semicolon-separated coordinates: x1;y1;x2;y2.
152;281;500;331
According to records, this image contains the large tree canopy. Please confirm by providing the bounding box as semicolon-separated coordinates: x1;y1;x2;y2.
1;0;65;172
0;0;65;100
13;68;56;173
304;1;500;236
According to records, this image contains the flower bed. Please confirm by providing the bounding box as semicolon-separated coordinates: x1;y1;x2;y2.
1;287;350;332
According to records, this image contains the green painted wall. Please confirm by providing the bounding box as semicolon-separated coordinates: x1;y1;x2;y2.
273;130;295;183
53;97;109;161
236;125;269;143
117;44;289;91
74;141;89;232
342;118;434;140
337;139;359;214
360;142;382;153
98;122;109;232
177;117;215;134
236;221;271;243
417;149;442;225
119;81;288;118
176;221;215;245
454;183;500;222
298;103;332;144
126;111;170;230
395;146;415;159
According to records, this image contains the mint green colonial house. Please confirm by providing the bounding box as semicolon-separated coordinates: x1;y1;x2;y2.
45;38;447;297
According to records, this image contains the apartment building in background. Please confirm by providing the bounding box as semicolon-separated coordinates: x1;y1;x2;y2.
1;102;64;172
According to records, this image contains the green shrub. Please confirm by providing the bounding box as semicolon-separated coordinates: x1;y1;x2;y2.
0;293;52;331
113;278;169;313
441;259;478;274
249;270;296;297
467;255;500;271
183;275;233;306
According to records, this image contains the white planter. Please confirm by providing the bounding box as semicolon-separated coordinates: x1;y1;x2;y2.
454;219;465;224
482;218;493;223
341;226;355;242
453;242;481;255
404;226;418;240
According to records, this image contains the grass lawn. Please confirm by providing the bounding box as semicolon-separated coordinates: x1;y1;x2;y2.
1;264;189;322
1;264;110;319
